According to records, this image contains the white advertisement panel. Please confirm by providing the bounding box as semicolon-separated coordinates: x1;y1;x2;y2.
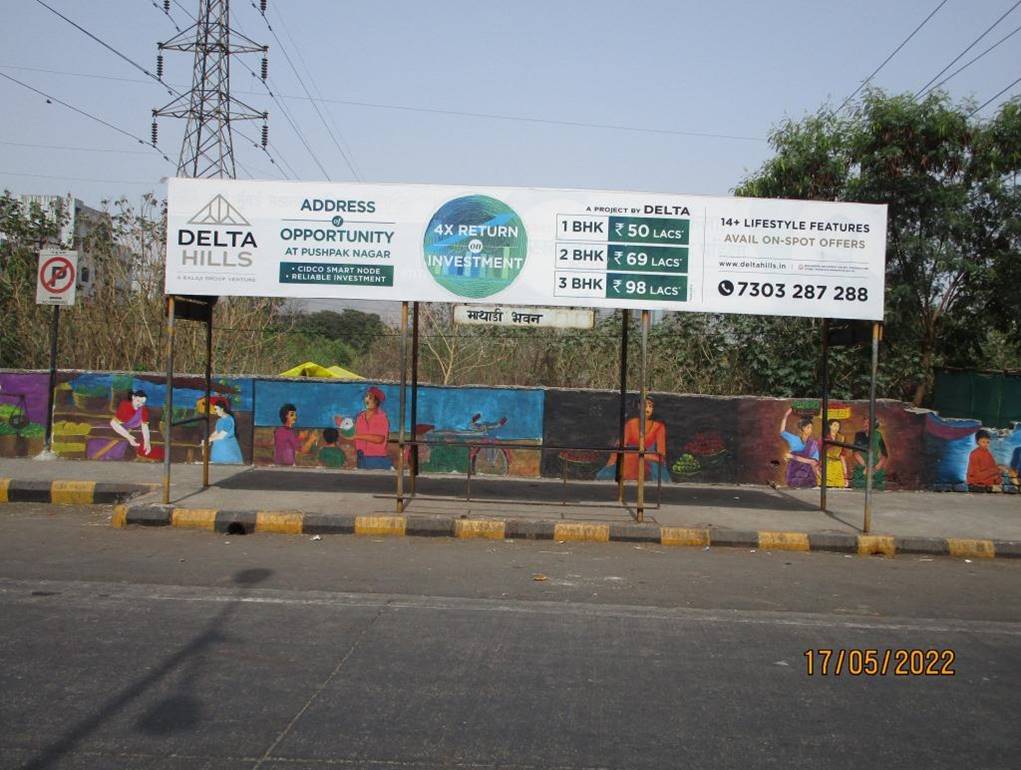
166;178;887;320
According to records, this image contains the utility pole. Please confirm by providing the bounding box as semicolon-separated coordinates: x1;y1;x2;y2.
152;0;269;178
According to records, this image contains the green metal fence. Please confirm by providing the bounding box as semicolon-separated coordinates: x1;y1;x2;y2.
933;369;1021;428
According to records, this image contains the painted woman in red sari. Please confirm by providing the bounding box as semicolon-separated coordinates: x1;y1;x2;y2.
598;397;668;481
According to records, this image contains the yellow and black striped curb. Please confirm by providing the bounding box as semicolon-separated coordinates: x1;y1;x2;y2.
0;478;156;506
111;504;1021;559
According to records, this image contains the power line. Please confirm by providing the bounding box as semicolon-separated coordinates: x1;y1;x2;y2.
0;169;164;186
150;0;181;33
250;1;360;180
227;16;324;180
914;0;1021;98
917;21;1021;98
0;71;173;164
32;0;287;179
31;0;172;96
969;73;1021;115
0;64;766;143
837;0;950;112
268;1;364;180
0;140;153;155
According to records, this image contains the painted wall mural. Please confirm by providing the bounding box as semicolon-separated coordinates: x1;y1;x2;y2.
251;379;544;476
0;368;1018;493
735;399;926;491
541;390;739;484
0;370;253;464
922;414;1021;492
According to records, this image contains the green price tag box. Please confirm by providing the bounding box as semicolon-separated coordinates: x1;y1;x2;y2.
605;272;688;301
607;245;688;273
608;216;689;245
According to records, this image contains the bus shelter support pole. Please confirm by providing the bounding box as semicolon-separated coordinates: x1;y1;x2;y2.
396;301;409;513
410;301;420;497
864;322;880;534
202;314;212;489
617;309;629;504
162;296;176;505
636;309;650;523
820;319;829;512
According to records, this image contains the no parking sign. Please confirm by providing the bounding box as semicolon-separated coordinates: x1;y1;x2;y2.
36;250;78;306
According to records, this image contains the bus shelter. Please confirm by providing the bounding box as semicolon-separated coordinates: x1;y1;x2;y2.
161;178;888;530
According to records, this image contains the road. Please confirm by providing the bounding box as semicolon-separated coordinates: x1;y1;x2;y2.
1;503;1019;769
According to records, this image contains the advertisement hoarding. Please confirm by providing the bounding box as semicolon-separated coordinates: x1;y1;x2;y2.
166;178;887;320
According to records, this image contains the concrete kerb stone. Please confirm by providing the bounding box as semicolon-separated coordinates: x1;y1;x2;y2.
708;528;760;549
993;540;1021;558
807;532;859;554
99;502;1021;560
214;510;258;535
122;505;172;527
609;522;662;543
406;515;455;538
6;480;53;504
504;519;556;541
1;478;155;506
303;512;356;535
895;536;950;556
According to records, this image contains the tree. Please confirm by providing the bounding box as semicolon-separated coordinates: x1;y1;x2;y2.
0;192;296;374
285;308;386;356
736;91;1021;404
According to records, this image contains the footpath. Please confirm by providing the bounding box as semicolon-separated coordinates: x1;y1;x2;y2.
2;458;1020;559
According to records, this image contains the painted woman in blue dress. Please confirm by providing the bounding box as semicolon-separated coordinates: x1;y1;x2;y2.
208;398;243;464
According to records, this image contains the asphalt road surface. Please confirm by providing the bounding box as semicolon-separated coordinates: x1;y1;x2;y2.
1;503;1019;769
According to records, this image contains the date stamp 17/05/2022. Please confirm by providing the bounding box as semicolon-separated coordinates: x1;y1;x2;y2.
804;649;956;677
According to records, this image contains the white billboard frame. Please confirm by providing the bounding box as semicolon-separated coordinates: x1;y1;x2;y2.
165;177;887;322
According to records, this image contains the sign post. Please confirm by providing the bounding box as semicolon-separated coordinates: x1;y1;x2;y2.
35;249;78;455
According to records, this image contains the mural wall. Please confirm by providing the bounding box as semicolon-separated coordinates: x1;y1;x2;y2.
541;391;739;484
251;379;544;477
1;369;1019;492
0;370;253;465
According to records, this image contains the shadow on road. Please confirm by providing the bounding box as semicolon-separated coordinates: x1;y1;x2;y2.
23;568;274;769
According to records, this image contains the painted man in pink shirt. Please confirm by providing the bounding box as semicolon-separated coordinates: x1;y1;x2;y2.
336;386;392;470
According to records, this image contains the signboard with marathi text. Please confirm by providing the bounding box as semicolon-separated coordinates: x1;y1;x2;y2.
166;178;887;320
454;305;594;329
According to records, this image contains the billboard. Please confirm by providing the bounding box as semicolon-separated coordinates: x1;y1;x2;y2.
166;178;887;320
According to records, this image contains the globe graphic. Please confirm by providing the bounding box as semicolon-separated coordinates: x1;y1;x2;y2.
422;195;527;299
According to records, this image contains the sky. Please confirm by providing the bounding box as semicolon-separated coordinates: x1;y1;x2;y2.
2;0;1019;318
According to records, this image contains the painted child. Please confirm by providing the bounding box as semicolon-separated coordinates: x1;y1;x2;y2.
967;429;1006;491
273;403;315;466
208;397;243;464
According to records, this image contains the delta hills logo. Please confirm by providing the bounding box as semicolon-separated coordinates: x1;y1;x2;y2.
178;195;257;268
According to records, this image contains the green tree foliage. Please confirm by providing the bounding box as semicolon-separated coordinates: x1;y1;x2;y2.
0;195;66;368
736;91;1021;404
283;309;385;356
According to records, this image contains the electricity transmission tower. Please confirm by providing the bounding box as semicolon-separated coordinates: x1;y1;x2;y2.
153;0;268;179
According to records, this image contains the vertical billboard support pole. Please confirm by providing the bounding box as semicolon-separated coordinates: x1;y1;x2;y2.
410;301;420;497
864;322;880;534
617;309;629;504
202;312;212;489
43;305;60;453
396;301;409;513
162;296;176;505
820;319;829;512
636;309;650;523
